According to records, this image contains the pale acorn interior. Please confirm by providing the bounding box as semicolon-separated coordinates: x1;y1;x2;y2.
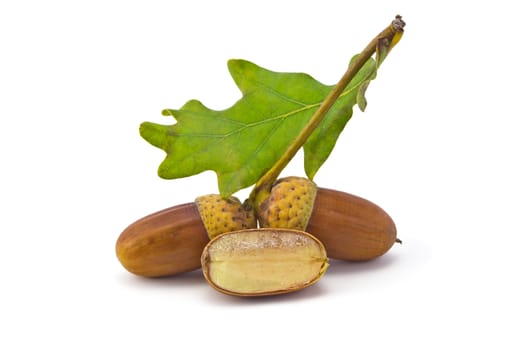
205;230;327;294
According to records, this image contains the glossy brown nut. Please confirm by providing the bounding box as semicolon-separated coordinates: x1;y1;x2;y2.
116;203;209;277
307;188;397;261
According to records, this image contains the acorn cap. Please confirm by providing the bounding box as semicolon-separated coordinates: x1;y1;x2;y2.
257;176;317;230
195;194;257;239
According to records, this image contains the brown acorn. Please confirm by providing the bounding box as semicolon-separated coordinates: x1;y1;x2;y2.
115;203;209;277
306;188;398;261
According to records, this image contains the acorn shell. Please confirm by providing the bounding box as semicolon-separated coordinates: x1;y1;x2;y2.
201;228;329;297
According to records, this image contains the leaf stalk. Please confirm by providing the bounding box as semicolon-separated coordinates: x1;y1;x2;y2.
249;15;405;205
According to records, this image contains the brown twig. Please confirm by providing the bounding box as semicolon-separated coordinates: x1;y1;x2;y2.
249;15;405;205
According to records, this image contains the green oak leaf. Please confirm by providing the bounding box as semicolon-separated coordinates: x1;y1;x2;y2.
140;57;378;197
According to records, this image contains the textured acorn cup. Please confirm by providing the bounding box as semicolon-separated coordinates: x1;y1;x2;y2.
201;228;329;297
256;176;317;231
195;194;257;239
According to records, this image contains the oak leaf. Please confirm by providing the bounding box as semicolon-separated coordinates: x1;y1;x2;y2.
140;57;378;197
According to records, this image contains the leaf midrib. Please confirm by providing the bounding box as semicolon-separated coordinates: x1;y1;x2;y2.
173;76;366;140
165;71;372;180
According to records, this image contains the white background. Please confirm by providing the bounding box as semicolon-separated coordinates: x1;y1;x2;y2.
1;1;524;349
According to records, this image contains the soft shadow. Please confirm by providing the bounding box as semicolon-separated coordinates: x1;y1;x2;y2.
116;268;207;289
326;253;400;276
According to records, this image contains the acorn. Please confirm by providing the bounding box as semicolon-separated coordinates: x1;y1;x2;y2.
115;202;209;277
201;228;329;297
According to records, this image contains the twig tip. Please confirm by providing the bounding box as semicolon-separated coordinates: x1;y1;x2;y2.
393;15;406;32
